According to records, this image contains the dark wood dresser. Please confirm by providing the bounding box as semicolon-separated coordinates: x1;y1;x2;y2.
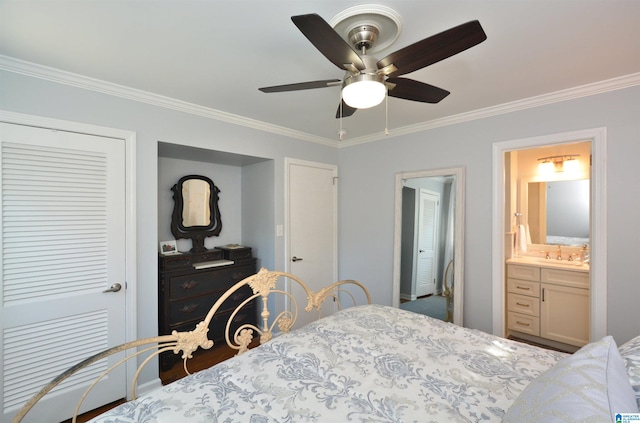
158;248;256;371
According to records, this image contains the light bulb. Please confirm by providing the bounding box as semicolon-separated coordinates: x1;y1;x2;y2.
563;158;580;174
538;161;554;176
342;74;386;109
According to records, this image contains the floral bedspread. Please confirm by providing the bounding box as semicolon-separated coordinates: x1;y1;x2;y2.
89;305;566;422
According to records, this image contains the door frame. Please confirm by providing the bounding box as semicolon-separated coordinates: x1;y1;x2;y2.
392;167;465;325
0;110;138;392
491;127;607;341
283;158;338;312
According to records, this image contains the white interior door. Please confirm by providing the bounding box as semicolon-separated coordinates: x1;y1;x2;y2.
416;189;439;297
286;159;337;329
1;123;127;423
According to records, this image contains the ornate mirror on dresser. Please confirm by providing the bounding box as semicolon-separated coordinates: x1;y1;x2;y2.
171;174;222;252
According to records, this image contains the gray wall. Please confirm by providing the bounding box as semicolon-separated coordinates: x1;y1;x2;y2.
338;85;640;345
0;69;339;384
1;69;639;362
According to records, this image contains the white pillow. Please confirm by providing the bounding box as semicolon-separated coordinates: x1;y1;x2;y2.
619;334;640;410
503;336;638;422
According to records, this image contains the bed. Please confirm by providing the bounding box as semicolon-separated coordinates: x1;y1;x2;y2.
13;269;640;422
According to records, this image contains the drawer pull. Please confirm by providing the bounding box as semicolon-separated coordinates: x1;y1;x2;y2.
516;286;530;290
516;302;530;307
516;321;531;327
179;303;199;313
180;281;199;290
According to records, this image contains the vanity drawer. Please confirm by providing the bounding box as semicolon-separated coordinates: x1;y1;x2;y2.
507;264;540;281
507;311;540;336
507;278;540;298
541;268;589;289
507;293;540;317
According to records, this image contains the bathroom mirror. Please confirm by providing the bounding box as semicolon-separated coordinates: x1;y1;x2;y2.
171;175;222;252
526;179;589;246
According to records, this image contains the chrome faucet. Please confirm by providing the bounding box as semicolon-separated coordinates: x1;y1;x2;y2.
556;246;562;260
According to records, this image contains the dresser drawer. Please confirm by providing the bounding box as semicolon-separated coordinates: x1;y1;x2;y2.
168;263;256;300
507;311;540;336
207;304;256;342
507;293;540;316
159;249;224;270
168;298;256;336
507;278;540;298
169;284;254;326
507;264;540;281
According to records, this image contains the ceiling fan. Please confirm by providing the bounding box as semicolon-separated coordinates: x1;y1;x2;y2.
259;13;487;118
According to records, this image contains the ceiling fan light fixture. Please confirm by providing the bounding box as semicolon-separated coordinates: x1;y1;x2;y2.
342;73;386;109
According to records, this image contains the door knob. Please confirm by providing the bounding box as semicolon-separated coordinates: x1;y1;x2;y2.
292;256;303;262
103;283;122;293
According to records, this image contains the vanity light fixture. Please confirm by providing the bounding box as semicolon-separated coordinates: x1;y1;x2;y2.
537;155;580;176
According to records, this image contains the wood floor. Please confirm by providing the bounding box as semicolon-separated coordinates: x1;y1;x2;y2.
60;343;248;423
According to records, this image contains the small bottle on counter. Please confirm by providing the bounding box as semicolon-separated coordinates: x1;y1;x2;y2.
580;244;590;263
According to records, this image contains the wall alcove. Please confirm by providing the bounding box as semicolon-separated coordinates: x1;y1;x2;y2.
157;142;275;269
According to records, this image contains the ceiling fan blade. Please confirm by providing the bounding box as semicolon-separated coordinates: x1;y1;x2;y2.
387;78;450;103
335;100;357;118
291;14;365;71
377;20;487;77
259;79;341;93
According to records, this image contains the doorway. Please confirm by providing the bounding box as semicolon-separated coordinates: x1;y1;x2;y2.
0;115;136;423
393;167;465;325
492;127;607;340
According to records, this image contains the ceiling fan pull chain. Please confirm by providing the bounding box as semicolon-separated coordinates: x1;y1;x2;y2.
385;87;389;135
339;93;344;141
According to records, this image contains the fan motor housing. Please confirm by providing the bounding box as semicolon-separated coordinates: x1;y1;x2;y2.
348;25;379;51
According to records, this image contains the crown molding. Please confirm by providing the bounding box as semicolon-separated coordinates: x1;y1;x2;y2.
338;72;640;147
2;55;638;149
0;55;337;147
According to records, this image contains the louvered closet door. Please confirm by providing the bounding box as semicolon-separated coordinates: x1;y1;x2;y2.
0;123;126;423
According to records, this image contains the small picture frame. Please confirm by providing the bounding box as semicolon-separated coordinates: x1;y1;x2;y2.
159;240;179;255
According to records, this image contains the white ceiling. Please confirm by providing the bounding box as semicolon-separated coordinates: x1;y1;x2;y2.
1;1;639;145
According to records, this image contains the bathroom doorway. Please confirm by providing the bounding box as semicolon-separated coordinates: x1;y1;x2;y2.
492;128;607;341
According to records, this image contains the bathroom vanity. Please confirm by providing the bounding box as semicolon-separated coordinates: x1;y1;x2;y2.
506;257;589;351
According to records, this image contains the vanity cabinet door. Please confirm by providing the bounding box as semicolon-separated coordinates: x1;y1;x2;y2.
540;283;590;347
